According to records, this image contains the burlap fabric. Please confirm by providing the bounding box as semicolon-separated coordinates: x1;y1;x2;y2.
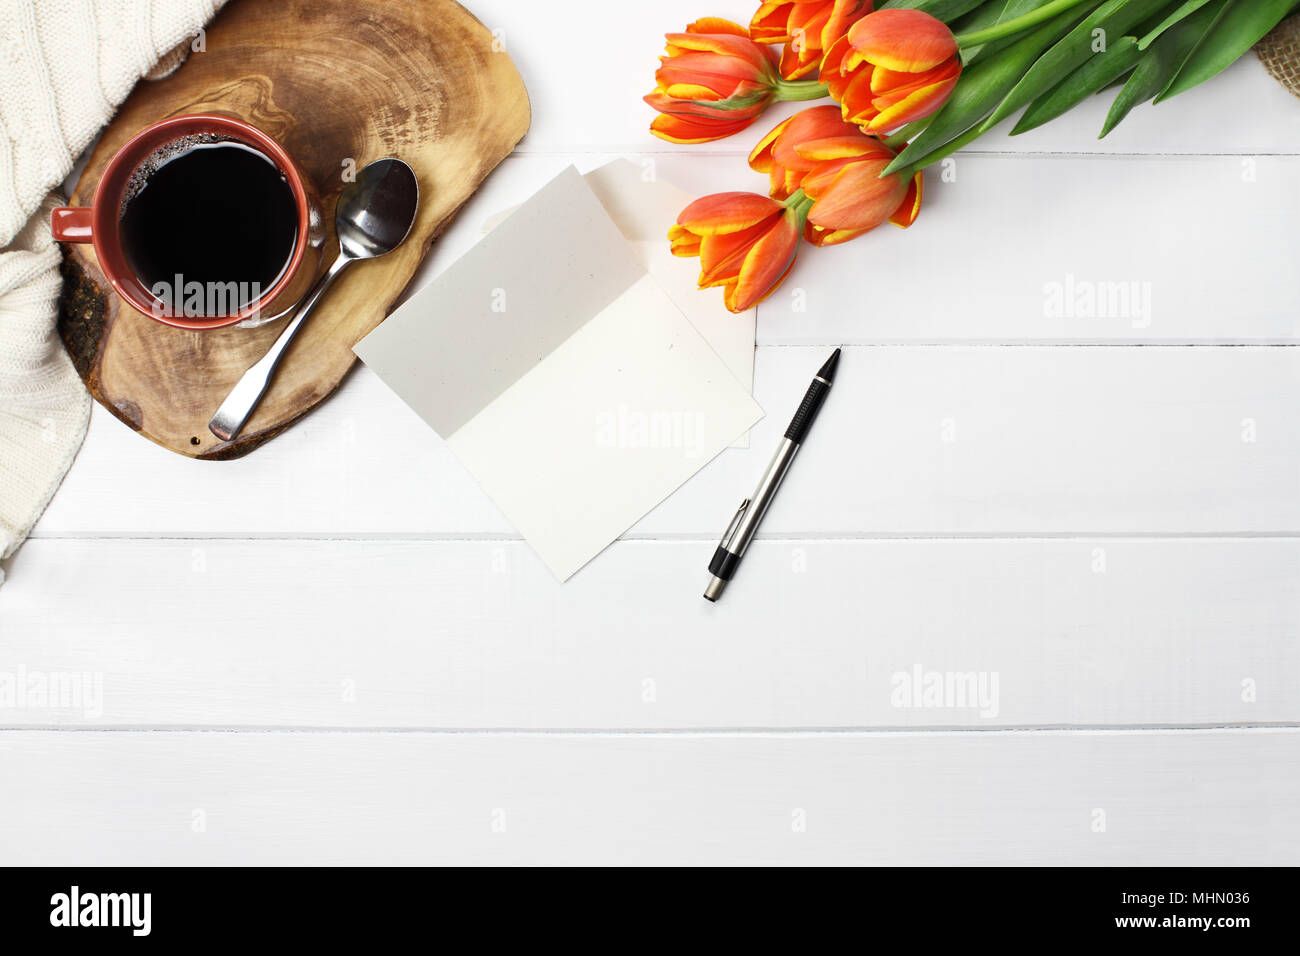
1257;13;1300;98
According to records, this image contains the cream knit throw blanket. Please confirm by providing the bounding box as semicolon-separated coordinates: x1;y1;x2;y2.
0;0;224;582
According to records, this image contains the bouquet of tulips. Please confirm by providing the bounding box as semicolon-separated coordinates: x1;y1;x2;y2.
648;0;1300;312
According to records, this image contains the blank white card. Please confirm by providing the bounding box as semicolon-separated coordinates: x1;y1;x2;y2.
355;166;763;580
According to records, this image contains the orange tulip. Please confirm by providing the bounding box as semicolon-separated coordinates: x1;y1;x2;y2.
669;192;801;312
749;0;872;80
646;18;827;144
749;105;922;246
820;7;961;134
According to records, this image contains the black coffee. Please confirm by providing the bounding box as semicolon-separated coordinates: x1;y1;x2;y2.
120;136;298;313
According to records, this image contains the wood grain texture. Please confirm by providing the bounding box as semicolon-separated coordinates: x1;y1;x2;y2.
0;729;1294;865
57;0;529;460
1;538;1296;729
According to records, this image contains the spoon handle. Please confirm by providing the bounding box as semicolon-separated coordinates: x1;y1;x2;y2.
209;254;352;442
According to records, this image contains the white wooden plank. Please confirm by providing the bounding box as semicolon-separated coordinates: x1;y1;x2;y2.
0;728;1292;864
758;153;1300;343
30;345;1300;537
468;1;1300;155
414;152;1300;344
2;537;1296;728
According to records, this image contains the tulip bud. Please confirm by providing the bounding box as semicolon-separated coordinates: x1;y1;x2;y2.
646;19;829;144
669;192;802;312
820;8;962;134
749;105;923;246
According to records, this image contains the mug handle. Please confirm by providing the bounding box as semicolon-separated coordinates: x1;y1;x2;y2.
52;207;93;242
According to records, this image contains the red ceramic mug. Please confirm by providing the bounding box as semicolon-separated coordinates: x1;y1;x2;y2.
52;113;322;331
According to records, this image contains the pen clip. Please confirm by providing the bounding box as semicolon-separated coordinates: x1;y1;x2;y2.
718;498;750;551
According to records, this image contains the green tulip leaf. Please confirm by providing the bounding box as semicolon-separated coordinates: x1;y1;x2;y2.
885;121;987;184
983;0;1172;130
959;0;1061;65
1012;34;1142;134
1158;0;1297;101
1137;0;1216;49
1101;0;1232;136
877;0;991;23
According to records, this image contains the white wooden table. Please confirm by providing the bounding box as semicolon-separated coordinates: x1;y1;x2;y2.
2;0;1298;865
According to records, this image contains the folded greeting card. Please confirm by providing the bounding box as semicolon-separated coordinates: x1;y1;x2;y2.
354;166;764;580
482;159;757;447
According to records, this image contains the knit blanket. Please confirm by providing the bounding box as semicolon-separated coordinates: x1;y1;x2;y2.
0;0;225;582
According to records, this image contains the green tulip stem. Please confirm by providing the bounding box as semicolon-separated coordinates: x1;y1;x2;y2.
954;0;1097;48
773;78;830;101
782;188;817;223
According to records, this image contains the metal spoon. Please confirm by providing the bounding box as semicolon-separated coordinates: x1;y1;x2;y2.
209;158;419;442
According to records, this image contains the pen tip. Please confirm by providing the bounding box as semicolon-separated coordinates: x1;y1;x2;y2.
817;348;841;382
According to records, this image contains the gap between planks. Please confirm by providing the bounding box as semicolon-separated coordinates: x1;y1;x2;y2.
744;342;1300;347
0;725;1296;736
507;149;1300;159
22;532;1300;541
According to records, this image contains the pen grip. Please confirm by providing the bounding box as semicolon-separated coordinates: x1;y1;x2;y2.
784;379;830;444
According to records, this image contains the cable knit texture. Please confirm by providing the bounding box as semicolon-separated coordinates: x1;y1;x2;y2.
0;0;224;581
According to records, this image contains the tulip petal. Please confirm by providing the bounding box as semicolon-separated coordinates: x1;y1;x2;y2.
750;2;796;43
847;9;958;73
657;51;772;92
784;103;856;140
778;43;820;80
820;0;871;51
869;66;911;95
648;91;769;121
698;217;774;286
798;156;855;197
795;134;893;162
686;17;752;38
838;66;877;125
763;104;851;172
867;58;960;110
807;160;907;232
727;211;799;312
665;31;773;73
649;111;754;144
677;192;783;234
660;81;726;100
789;3;831;39
888;170;924;228
818;33;854;99
864;73;959;132
785;4;832;75
805;222;868;246
747;114;796;171
667;223;703;257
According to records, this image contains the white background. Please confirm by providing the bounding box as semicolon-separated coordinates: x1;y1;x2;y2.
2;0;1299;864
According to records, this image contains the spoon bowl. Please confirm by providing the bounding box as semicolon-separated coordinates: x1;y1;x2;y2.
209;158;419;442
336;158;420;260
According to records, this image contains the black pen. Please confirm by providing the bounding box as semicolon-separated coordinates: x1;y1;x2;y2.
704;347;841;602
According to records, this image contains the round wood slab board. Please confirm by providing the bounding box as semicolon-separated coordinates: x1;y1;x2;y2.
57;0;530;460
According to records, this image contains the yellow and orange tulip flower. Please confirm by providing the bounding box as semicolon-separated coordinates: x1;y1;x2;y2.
646;18;827;144
820;7;961;134
749;105;922;246
669;192;802;312
749;0;872;80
